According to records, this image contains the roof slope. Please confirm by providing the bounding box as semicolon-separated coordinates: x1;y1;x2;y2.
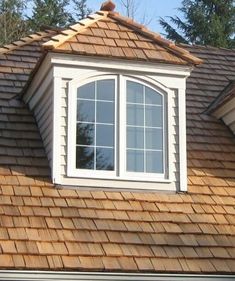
0;17;235;275
0;30;57;180
42;11;202;65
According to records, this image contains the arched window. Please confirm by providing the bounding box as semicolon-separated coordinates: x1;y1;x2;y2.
69;75;167;181
76;79;115;171
126;81;164;174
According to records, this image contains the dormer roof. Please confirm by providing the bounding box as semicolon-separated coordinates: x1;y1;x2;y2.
41;10;202;65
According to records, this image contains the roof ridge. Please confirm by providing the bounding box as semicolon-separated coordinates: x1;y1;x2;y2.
0;29;57;54
179;42;235;52
109;13;203;65
42;11;110;50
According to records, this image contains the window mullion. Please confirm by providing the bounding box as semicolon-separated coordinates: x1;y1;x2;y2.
119;74;125;178
114;76;118;176
94;81;97;170
143;85;146;173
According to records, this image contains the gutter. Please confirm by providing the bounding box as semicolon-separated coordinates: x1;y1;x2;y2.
0;271;234;281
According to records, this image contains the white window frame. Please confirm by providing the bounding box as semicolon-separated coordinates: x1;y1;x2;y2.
120;75;167;181
67;73;172;183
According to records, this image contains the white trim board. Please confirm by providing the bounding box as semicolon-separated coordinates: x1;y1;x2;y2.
49;53;193;77
0;271;234;281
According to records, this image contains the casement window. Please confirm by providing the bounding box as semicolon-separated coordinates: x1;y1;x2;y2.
68;74;168;182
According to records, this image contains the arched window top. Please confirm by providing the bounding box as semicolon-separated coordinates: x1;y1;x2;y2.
126;80;163;106
77;79;115;101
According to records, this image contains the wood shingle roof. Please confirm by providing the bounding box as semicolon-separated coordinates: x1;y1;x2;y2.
0;4;235;274
41;10;202;65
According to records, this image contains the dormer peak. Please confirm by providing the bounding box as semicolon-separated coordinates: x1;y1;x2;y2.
100;0;116;12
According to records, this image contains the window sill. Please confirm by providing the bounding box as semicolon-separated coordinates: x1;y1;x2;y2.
67;171;172;184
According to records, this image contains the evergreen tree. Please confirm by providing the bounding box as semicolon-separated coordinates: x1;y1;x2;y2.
160;0;235;48
0;0;28;46
71;0;92;21
29;0;71;31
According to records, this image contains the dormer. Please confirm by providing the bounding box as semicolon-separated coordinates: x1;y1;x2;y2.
207;81;235;134
23;1;202;192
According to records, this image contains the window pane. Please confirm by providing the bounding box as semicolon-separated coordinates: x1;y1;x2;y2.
96;125;114;147
96;148;114;170
97;101;114;124
77;100;95;122
145;87;162;105
76;123;94;145
127;104;144;126
127;81;144;103
97;80;115;101
127;127;144;149
76;146;94;169
146;128;163;150
127;150;144;172
146;105;163;128
146;151;163;173
77;82;95;100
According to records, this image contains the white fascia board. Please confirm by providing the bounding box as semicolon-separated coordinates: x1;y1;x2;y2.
48;52;193;78
23;52;193;105
0;271;234;281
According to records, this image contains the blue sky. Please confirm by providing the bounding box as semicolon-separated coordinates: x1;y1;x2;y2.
87;0;182;34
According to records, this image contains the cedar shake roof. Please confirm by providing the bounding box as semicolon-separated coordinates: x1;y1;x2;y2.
0;5;235;274
41;10;202;65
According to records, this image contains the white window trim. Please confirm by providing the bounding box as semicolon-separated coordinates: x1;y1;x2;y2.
67;72;173;183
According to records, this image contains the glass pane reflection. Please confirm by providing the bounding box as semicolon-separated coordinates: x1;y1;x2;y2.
96;125;114;147
76;146;94;169
127;104;144;126
146;151;163;173
127;150;144;172
96;148;114;170
77;100;95;122
145;106;162;128
97;101;114;124
77;82;95;100
127;81;144;103
97;80;115;101
76;123;94;145
145;87;162;105
127;127;144;149
146;128;163;150
76;79;115;171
